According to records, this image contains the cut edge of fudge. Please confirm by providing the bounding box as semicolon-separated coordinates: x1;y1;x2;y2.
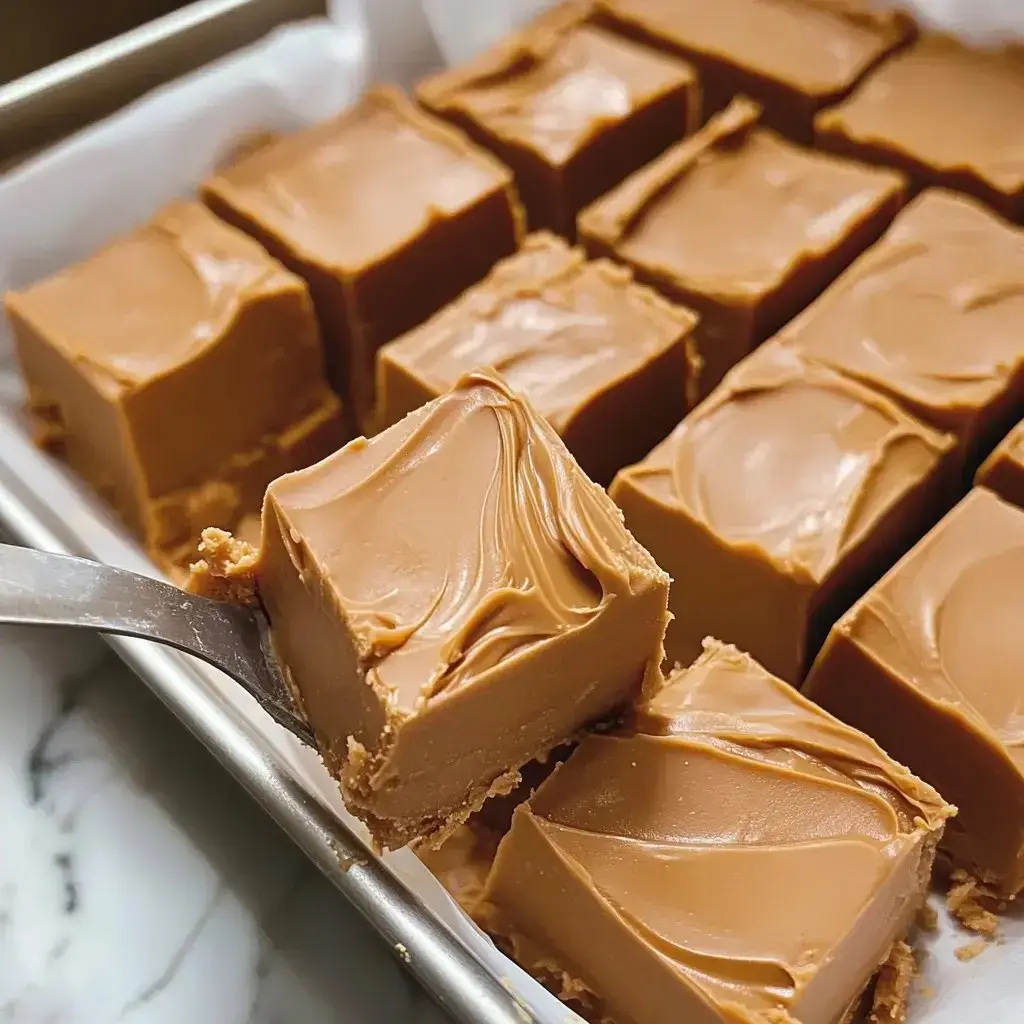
477;638;952;1024
976;419;1024;510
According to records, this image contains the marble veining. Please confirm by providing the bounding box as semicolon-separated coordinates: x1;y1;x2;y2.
0;624;451;1024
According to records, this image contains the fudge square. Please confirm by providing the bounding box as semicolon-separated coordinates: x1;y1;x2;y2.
202;86;523;428
593;0;913;143
805;488;1024;897
778;190;1024;470
416;0;699;238
478;640;952;1024
578;98;905;396
815;36;1024;222
609;343;957;683
977;419;1024;511
248;369;669;849
375;232;699;486
4;200;344;570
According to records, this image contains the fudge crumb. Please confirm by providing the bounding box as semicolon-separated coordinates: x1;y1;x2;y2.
186;527;259;605
916;902;938;932
869;940;915;1024
946;870;1001;937
955;939;988;962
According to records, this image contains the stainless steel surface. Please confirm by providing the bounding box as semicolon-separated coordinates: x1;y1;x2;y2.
0;0;326;163
0;0;190;86
0;473;535;1024
0;543;315;744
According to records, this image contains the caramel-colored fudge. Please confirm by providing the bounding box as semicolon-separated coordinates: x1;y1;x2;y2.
4;201;344;570
479;640;951;1024
778;190;1024;469
202;86;523;427
578;98;905;395
816;36;1024;222
416;0;699;237
247;370;669;848
594;0;913;142
610;343;957;682
805;488;1024;897
977;419;1024;510
376;233;698;485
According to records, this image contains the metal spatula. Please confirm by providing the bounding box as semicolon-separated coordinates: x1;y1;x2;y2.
0;540;541;1024
0;542;314;745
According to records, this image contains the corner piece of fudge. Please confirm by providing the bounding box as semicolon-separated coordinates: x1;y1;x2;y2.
478;639;952;1024
196;369;670;849
4;200;345;572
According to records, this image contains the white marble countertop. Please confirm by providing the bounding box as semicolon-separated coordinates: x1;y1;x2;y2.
0;624;453;1024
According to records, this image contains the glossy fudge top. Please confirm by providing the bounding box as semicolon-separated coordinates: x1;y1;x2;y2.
778;190;1024;427
416;1;697;165
379;233;697;431
578;98;904;302
201;86;515;274
613;343;953;583
484;641;950;1022
263;370;665;715
594;0;912;100
816;36;1024;200
5;201;306;394
835;488;1024;773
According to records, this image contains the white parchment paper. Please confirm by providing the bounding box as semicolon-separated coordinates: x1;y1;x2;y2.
0;2;1021;1021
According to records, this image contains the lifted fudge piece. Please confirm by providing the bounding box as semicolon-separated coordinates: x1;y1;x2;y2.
805;488;1024;897
4;200;345;571
578;98;905;395
610;342;958;682
416;0;699;237
593;0;914;142
202;86;523;428
479;640;952;1024
376;232;699;485
815;35;1024;222
232;370;670;849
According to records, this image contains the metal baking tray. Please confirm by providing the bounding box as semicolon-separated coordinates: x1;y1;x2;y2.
0;5;535;1023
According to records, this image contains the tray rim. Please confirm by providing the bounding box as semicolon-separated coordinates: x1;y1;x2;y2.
0;4;537;1022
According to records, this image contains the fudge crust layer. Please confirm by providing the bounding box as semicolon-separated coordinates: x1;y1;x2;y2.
805;489;1024;894
610;343;955;680
594;0;912;140
815;36;1024;219
778;190;1024;462
480;641;951;1024
4;201;344;568
254;370;669;847
376;232;698;484
416;0;698;234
